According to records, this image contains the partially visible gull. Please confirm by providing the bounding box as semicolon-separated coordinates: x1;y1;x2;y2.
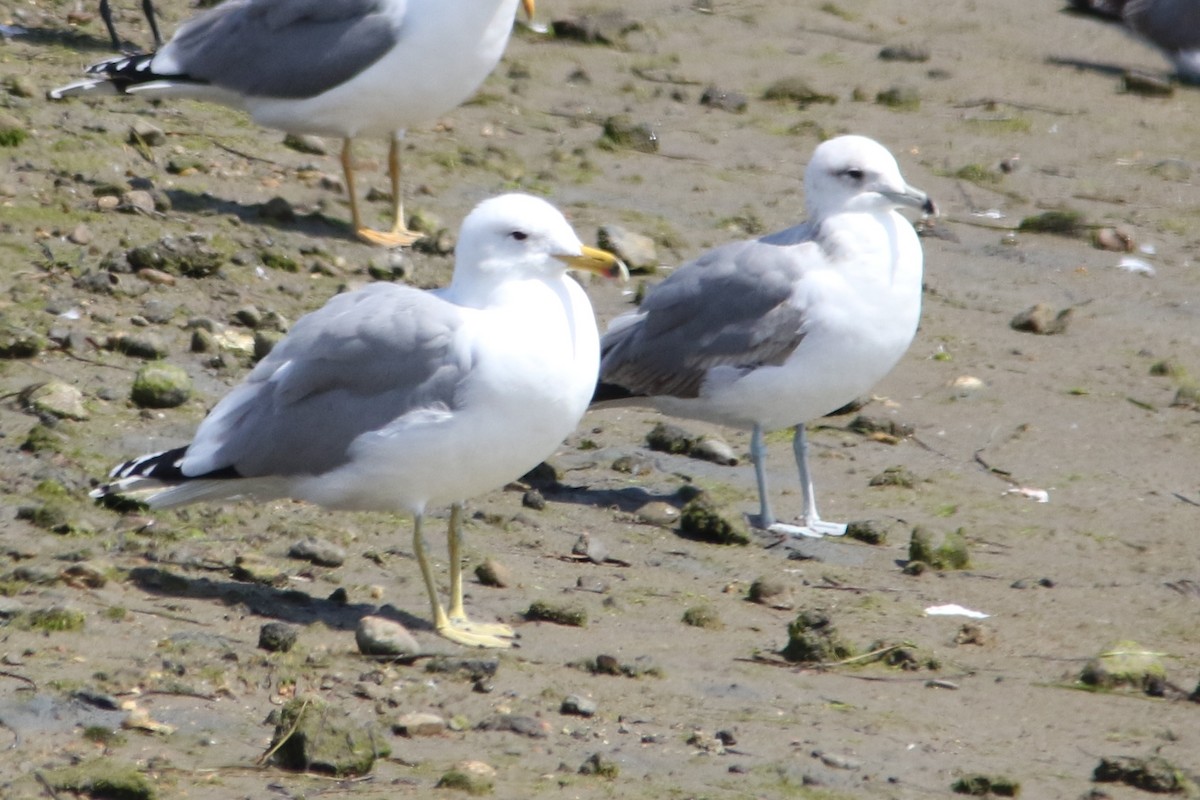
1070;0;1200;83
595;135;935;539
98;0;162;51
51;0;536;246
92;193;627;648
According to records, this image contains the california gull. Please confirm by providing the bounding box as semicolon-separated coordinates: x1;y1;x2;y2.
93;193;627;648
52;0;536;246
594;135;935;539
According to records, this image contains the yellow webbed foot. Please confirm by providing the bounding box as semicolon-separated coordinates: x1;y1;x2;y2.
356;226;424;248
436;617;517;649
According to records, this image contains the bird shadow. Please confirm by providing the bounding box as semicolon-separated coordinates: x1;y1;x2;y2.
6;25;136;56
127;564;435;636
161;188;361;243
1045;55;1136;79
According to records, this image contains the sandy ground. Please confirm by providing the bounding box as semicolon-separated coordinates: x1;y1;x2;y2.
1;0;1199;798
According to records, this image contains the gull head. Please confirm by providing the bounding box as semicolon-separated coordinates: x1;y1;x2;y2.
804;135;937;220
452;194;627;297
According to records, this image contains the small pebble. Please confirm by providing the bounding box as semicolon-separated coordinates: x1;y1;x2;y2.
475;558;512;588
635;501;680;527
572;533;607;564
394;712;446;737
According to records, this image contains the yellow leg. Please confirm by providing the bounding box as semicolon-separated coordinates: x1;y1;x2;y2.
412;513;512;649
340;138;422;248
446;504;516;645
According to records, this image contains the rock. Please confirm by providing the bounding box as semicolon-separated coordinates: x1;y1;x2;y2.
287;538;346;567
561;694;597;717
68;223;92;245
678;494;751;545
355;616;419;656
254;330;284;360
878;44;930;62
634;501;679;527
231;553;286;586
267;697;389;775
21;381;89;421
875;85;921;110
868;465;917;488
907;527;971;571
1093;226;1135;252
525;599;587;627
645;421;699;454
0;111;28;147
114;332;171;359
521;488;546;510
550;11;639;45
38;760;154;800
120;190;156;215
762;77;837;107
476;714;550;737
597;224;658;272
681;605;723;629
436;761;496;794
599;114;658;153
126;237;224;278
611;453;654;475
699;85;748;113
690;436;738;466
1010;303;1072;335
1080;641;1166;694
781;609;853;664
128;121;166;147
1123;70;1174;96
130;363;192;408
748;577;793;609
475;558;512;588
578;752;619;778
393;712;446;737
258;622;298;653
282;133;327;155
572;533;607;564
1094;756;1187;793
3;76;35;98
258;196;296;223
0;320;43;358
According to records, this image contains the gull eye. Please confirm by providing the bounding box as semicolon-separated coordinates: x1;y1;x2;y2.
842;167;865;181
510;230;529;241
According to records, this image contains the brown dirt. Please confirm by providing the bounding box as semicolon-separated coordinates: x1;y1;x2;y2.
1;0;1199;798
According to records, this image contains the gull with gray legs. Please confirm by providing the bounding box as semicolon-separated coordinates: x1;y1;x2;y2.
594;135;935;539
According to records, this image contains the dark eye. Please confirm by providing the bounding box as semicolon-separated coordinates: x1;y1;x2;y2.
510;230;528;241
842;167;865;181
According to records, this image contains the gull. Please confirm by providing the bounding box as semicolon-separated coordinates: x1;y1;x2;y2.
51;0;536;246
98;0;162;51
1070;0;1200;83
594;135;935;539
92;193;627;648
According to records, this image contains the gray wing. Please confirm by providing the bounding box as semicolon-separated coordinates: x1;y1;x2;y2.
159;0;404;99
1124;0;1200;54
600;237;813;399
182;282;469;478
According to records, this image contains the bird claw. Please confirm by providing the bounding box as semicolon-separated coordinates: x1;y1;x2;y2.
438;615;517;649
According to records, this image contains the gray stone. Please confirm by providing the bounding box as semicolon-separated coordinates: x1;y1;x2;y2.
288;538;346;567
130;363;192;408
268;697;389;775
561;694;597;717
355;616;419;656
597;224;658;272
22;381;88;421
128;120;166;147
393;712;446;737
258;622;298;653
